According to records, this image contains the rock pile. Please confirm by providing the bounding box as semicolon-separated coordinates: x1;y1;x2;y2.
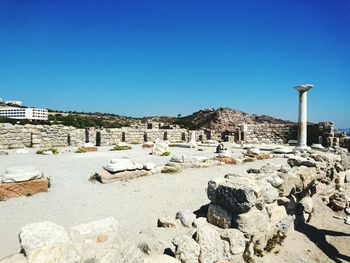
168;147;350;262
0;166;49;200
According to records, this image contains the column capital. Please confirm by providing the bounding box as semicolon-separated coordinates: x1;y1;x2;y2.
294;84;313;92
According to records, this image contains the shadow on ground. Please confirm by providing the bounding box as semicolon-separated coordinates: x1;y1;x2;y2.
295;223;350;263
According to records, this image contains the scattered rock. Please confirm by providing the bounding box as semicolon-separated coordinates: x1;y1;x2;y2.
175;210;196;228
157;216;178;228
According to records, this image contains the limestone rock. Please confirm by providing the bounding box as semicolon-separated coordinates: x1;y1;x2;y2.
273;147;293;154
157;216;178;228
192;217;208;228
96;169;149;183
92;242;144;263
267;175;284;188
70;217;119;243
219;228;246;256
172;235;200;263
0;254;27;263
207;203;233;229
143;163;155;170
235;207;270;238
2;166;43;183
329;193;349;211
300;196;313;214
260;180;279;204
144;255;180;263
265;203;287;226
175;210;196;228
194;224;225;263
19;221;70;260
103;158;139;173
152;140;170;156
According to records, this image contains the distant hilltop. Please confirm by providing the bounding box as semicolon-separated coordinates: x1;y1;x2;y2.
46;107;294;131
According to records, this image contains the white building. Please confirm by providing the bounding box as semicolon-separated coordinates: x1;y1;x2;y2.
0;107;48;121
5;100;23;106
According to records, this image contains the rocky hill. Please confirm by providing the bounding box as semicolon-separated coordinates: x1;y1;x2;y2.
1;107;293;130
171;107;294;131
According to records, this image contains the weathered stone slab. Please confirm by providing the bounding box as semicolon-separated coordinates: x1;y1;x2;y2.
104;158;139;173
0;178;48;200
96;169;149;183
2;166;43;183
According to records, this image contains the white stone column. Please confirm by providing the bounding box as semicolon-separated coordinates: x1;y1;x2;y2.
294;84;313;148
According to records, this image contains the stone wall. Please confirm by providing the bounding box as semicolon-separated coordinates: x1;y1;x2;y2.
0;124;85;149
0;121;338;149
0;124;197;149
242;124;298;144
241;122;335;146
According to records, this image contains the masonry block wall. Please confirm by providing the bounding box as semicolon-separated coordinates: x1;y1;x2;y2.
0;121;337;149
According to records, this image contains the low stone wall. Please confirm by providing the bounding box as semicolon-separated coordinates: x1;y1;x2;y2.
242;122;335;146
243;124;298;144
0;124;204;149
0;121;338;149
0;124;85;149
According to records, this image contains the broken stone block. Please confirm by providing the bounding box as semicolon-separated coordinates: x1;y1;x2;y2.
0;178;49;200
95;169;149;183
2;166;43;183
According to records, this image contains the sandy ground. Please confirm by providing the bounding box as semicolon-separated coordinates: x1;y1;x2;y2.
0;145;349;262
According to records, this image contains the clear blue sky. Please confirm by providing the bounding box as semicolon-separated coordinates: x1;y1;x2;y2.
0;0;349;127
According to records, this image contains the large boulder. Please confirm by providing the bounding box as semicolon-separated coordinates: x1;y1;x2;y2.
69;217;119;260
2;166;43;183
207;175;261;214
172;235;200;263
194;224;226;263
19;221;80;263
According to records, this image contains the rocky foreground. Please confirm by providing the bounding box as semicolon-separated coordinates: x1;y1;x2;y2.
1;146;349;263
